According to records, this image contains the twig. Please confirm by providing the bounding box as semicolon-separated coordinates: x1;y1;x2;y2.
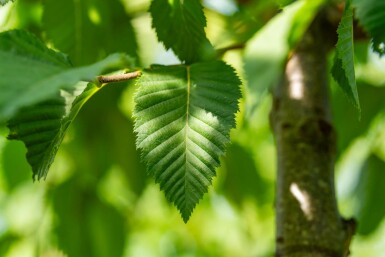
342;218;357;257
216;43;245;57
97;70;142;84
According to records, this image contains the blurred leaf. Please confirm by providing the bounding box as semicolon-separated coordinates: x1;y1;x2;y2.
134;61;241;222
149;0;215;63
353;0;385;56
52;178;125;257
276;0;296;8
0;233;20;256
332;0;360;112
333;82;385;153
0;29;69;67
243;1;304;117
74;83;148;195
42;0;138;65
1;140;30;190
222;143;270;206
86;199;126;257
356;154;385;235
287;0;324;47
7;83;103;180
354;41;385;86
0;29;132;122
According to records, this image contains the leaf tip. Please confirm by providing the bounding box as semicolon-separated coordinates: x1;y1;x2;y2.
181;211;191;223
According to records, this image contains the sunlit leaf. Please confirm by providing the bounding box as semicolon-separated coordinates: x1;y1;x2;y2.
133;61;241;222
287;0;325;47
7;83;103;180
331;0;360;112
353;0;385;56
0;30;131;122
149;0;215;64
244;1;304;117
42;0;138;65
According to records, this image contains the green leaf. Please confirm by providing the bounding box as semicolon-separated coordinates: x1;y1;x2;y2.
0;30;131;122
42;0;138;65
133;61;241;222
7;83;103;180
353;0;385;56
222;143;270;207
287;0;325;47
0;29;70;69
332;81;385;153
52;178;126;257
244;1;304;117
331;0;360;112
149;0;215;64
2;140;31;190
356;155;385;235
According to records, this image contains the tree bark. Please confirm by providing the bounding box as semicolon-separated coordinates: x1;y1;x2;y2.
270;12;355;257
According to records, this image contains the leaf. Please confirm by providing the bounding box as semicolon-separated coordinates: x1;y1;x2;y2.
276;0;296;8
1;140;31;190
133;61;241;222
7;83;103;180
332;81;385;153
42;0;138;65
149;0;215;64
356;155;385;235
222;143;270;207
331;0;360;112
51;178;126;257
353;0;385;56
287;0;325;47
244;1;304;117
0;30;131;122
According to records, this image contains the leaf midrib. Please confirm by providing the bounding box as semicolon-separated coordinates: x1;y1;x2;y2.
184;65;191;210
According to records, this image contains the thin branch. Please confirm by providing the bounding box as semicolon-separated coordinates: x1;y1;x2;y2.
97;70;142;84
342;218;357;257
216;43;245;57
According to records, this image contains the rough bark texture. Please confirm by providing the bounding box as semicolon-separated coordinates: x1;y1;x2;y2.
270;12;355;257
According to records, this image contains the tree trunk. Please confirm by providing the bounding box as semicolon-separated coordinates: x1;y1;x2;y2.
270;12;355;257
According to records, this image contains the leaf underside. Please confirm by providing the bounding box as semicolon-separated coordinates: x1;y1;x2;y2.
149;0;215;64
332;0;360;112
0;30;130;122
0;29;131;179
133;61;241;222
7;83;102;180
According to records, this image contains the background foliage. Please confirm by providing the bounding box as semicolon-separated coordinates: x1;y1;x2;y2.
0;0;385;256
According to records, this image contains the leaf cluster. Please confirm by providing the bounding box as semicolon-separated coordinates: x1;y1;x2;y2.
1;0;384;223
0;0;242;221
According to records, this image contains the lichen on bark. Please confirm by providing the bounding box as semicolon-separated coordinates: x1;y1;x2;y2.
270;9;356;257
